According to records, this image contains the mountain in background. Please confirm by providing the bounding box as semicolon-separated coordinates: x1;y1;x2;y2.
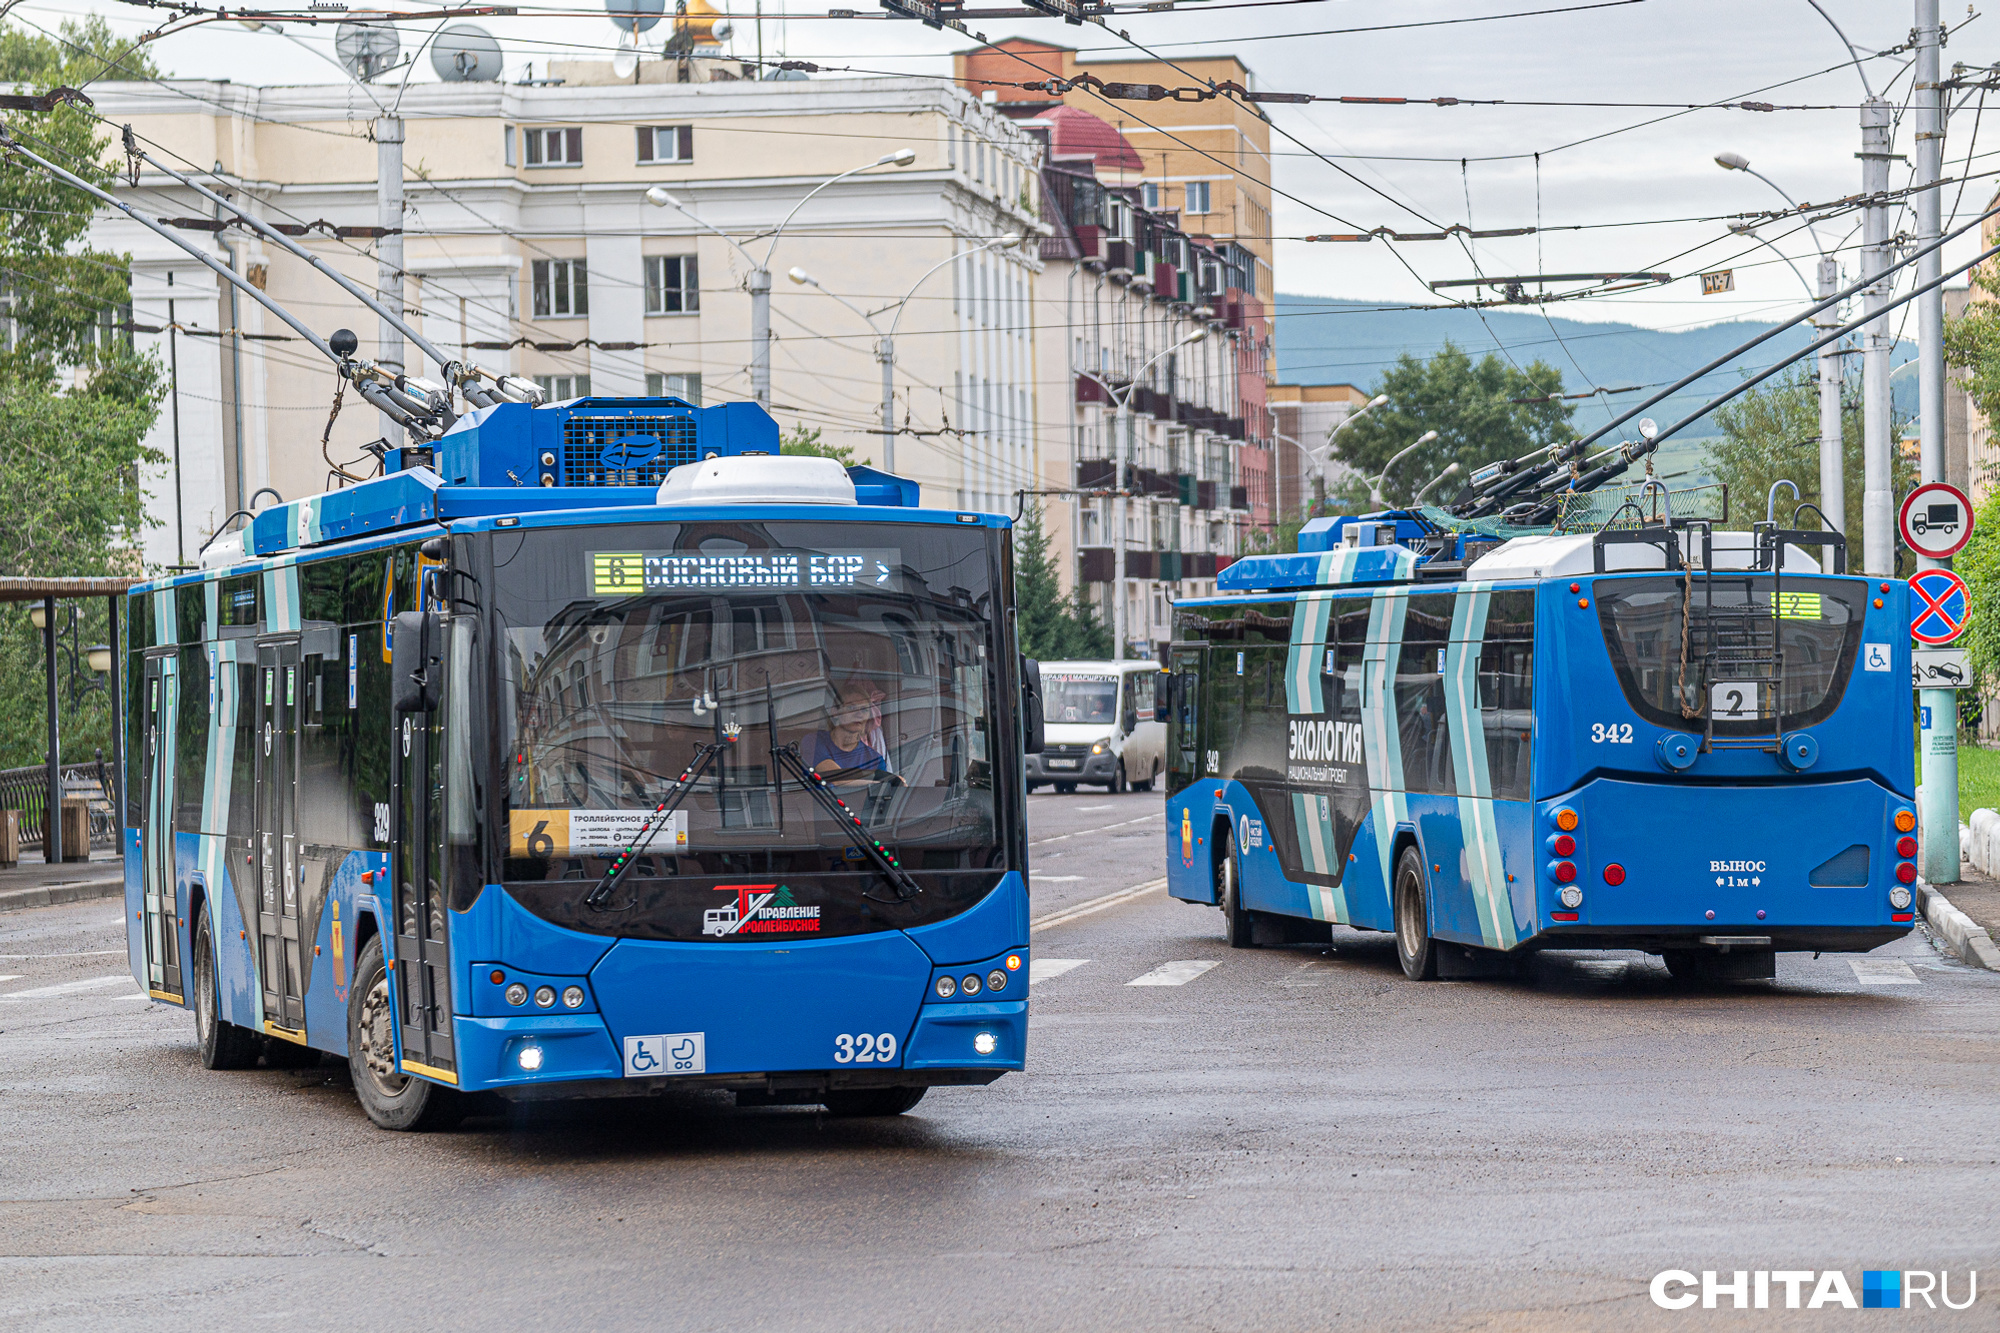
1272;295;1917;487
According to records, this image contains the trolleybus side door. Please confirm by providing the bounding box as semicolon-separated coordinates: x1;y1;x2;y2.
390;611;455;1080
140;649;182;1001
1169;645;1205;788
254;639;307;1034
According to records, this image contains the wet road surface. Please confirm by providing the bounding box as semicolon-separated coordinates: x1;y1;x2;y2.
2;789;1996;1330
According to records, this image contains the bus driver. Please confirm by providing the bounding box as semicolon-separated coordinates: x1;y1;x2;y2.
806;691;887;780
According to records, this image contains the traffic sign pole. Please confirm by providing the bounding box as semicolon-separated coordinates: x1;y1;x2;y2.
1904;487;1970;888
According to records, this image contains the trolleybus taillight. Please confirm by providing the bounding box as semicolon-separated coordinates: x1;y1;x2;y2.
1547;833;1575;856
1550;860;1577;884
1553;808;1579;832
1894;809;1917;833
1602;863;1626;886
1895;862;1918;885
1897;836;1918;858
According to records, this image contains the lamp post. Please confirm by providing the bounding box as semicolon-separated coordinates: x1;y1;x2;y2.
787;231;1023;474
1368;430;1439;506
29;603;109;714
1716;152;1845;572
1270;392;1388;510
647;149;916;408
1413;461;1461;505
1079;327;1209;661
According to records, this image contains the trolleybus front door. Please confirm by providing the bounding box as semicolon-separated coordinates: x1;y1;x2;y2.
390;657;454;1080
1169;646;1204;788
254;640;307;1035
140;649;182;1001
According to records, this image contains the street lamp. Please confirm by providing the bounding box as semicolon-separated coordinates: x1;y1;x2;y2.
1271;392;1389;509
1715;150;1844;571
1368;430;1438;506
646;148;917;408
1078;326;1209;661
28;603;109;713
1413;461;1461;505
788;230;1025;473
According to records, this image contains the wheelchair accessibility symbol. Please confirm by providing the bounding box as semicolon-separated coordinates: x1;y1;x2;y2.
624;1031;706;1078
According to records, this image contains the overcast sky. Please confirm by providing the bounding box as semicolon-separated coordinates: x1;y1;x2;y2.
9;0;1988;334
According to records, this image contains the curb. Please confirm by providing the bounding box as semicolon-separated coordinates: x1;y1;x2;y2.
1916;881;2000;971
0;875;124;916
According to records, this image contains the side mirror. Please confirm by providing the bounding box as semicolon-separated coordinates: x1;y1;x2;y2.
391;609;441;713
1021;655;1045;755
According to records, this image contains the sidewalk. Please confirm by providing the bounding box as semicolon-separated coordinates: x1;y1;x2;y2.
0;851;124;915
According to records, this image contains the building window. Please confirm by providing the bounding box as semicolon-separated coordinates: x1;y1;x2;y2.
531;259;589;318
534;374;591;400
1142;182;1162;211
96;301;134;352
503;124;516;166
1184;181;1210;215
643;254;699;314
645;371;702;404
636;125;693;164
523;126;583;167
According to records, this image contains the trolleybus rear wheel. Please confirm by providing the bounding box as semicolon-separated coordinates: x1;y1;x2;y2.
1394;847;1439;981
346;937;464;1131
1218;828;1254;949
192;903;261;1070
823;1086;927;1117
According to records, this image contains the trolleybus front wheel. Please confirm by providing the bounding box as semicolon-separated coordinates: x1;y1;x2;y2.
823;1086;927;1116
346;937;464;1132
192;902;262;1070
1394;847;1439;981
1218;827;1255;949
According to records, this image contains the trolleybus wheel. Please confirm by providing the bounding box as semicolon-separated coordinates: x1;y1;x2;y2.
192;903;261;1071
823;1086;927;1117
1054;782;1076;794
1394;847;1439;981
346;937;463;1132
1218;828;1255;949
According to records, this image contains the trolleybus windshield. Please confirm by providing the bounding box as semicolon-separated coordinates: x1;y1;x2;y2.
490;519;1002;900
1594;575;1865;734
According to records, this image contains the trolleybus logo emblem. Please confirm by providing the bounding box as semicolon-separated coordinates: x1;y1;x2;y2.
702;883;822;937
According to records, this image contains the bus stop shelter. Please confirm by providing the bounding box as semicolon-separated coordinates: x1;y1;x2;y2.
0;577;141;864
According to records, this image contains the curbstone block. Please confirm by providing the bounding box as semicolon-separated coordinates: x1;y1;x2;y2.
0;876;124;916
1916;880;2000;971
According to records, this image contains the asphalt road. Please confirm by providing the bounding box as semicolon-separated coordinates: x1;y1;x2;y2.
3;789;1997;1330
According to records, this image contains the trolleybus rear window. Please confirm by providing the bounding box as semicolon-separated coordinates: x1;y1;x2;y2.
1594;575;1865;734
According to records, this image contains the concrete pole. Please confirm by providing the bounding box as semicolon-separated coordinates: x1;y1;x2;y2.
748;268;772;406
376;117;405;442
878;335;895;473
1817;257;1845;573
1113;396;1130;662
43;598;60;865
1859;98;1896;578
1913;0;1959;883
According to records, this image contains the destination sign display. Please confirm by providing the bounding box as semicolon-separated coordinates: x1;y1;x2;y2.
588;549;902;596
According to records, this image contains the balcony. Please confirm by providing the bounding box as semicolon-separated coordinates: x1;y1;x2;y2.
1075;458;1116;491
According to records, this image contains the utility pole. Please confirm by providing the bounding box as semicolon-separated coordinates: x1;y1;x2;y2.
1112;397;1130;662
748;267;771;406
877;335;895;472
1817;257;1845;574
1859;97;1897;578
376;115;405;443
1913;0;1959;883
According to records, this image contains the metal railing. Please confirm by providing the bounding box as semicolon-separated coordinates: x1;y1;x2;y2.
0;757;119;853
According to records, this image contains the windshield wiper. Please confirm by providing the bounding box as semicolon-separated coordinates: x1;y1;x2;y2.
770;743;923;903
584;739;729;910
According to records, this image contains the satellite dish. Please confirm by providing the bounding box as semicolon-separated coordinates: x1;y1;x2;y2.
334;21;400;82
606;0;665;35
431;24;502;82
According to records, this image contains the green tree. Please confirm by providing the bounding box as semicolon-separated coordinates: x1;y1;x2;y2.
1013;505;1111;659
780;422;865;467
1330;342;1576;507
1706;369;1910;539
1956;487;2000;701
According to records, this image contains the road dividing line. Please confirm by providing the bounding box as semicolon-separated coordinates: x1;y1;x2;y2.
1036;876;1084;882
1849;958;1921;985
0;975;135;1001
0;975;20;983
1030;878;1167;934
1127;960;1219;987
1029;959;1090;986
1030;814;1162;848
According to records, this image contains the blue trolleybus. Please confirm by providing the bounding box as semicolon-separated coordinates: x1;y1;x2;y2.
125;396;1038;1128
1165;508;1918;982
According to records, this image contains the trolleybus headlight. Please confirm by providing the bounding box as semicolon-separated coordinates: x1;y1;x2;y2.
1558;885;1584;909
1553;808;1579;832
1895;862;1918;885
973;1032;998;1055
935;975;958;999
1550;860;1577;884
562;985;585;1009
533;985;557;1008
1547;833;1575;857
517;1043;544;1072
1894;809;1917;833
1897;836;1918;858
987;969;1007;992
1889;885;1913;910
961;973;982;996
505;982;528;1006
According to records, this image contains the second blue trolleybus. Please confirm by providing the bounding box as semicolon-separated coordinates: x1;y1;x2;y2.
1166;507;1916;982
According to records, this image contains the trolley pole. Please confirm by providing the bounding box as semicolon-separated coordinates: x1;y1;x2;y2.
1913;0;1960;883
376;116;406;442
1859;97;1897;580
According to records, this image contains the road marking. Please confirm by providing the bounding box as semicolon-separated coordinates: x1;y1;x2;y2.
1030;813;1162;847
0;975;20;983
1036;875;1084;882
1127;960;1219;987
1849;958;1920;985
1030;878;1166;933
1074;805;1113;812
1029;958;1090;986
0;950;127;959
0;975;135;1001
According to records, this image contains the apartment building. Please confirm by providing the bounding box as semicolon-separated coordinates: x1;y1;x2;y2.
1269;382;1369;515
86;62;1042;566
